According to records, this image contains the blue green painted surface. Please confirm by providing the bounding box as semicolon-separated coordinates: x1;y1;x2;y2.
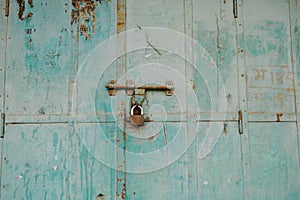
0;0;299;200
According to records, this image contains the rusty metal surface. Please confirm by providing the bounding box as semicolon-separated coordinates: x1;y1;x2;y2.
0;0;299;200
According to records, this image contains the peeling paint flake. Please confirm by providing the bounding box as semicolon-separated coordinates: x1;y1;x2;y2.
71;0;106;39
16;0;34;20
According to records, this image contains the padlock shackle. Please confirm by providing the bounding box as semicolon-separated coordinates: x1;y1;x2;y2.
130;105;143;115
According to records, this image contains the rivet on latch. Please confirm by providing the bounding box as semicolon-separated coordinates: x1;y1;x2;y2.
166;80;174;96
108;80;116;96
126;79;134;96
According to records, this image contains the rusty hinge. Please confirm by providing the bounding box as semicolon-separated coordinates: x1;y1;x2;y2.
238;110;243;134
0;112;5;138
233;0;238;18
5;0;10;17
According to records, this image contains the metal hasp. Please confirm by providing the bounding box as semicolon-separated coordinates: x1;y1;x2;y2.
105;80;174;96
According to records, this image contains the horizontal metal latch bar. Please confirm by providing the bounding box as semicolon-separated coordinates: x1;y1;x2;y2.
105;84;174;90
105;80;174;96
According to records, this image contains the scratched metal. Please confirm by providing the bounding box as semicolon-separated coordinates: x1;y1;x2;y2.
0;0;300;200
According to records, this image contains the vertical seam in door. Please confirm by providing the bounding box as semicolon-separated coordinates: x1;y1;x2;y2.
0;1;9;197
234;0;251;199
116;0;126;199
288;0;300;169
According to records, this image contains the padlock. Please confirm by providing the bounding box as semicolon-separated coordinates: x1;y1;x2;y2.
130;104;144;126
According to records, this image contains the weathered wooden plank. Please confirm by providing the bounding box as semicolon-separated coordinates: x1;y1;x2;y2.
5;0;71;123
1;124;68;199
244;0;296;121
248;122;300;199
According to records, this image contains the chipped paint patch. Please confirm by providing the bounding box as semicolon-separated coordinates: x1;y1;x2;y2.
16;0;34;20
71;0;106;39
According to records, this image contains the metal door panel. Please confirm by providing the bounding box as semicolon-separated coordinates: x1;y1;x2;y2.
76;123;116;200
125;0;186;122
1;124;68;199
125;123;190;200
248;122;300;199
79;55;117;123
0;1;299;200
5;0;71;123
244;0;296;121
193;0;239;120
75;1;117;123
126;156;189;200
124;122;243;200
77;1;116;62
197;122;243;200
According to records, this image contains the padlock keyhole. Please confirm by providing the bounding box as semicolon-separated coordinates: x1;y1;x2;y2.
133;107;142;115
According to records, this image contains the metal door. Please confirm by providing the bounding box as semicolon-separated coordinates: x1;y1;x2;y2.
0;0;299;200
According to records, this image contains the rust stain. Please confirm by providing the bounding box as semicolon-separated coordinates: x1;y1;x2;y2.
16;0;25;20
147;135;155;141
28;0;33;8
117;0;126;33
226;94;232;102
238;110;243;121
122;182;126;199
249;86;294;91
223;123;228;135
276;113;283;122
16;0;33;20
71;0;105;39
